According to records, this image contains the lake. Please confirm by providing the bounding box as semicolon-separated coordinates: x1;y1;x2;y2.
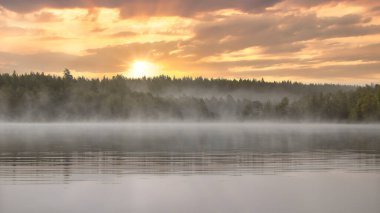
0;123;380;213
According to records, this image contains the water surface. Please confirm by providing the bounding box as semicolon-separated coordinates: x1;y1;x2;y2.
0;123;379;213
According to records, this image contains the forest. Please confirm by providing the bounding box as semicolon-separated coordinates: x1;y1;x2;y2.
0;70;379;122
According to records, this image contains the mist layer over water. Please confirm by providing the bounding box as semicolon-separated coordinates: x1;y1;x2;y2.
0;123;380;213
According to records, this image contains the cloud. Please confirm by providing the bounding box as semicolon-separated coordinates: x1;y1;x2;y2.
0;41;180;74
289;0;379;7
0;0;282;17
0;0;86;13
110;31;137;38
0;0;379;83
1;0;378;17
32;11;62;22
0;25;44;37
230;62;380;80
0;51;77;73
1;41;379;82
373;6;380;12
316;43;380;62
178;12;380;59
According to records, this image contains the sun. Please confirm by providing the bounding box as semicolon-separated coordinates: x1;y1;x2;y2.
128;61;158;78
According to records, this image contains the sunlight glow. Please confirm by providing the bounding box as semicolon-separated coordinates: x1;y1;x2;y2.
128;61;158;78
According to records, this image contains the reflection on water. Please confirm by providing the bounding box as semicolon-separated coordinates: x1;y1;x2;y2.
1;123;380;183
0;151;380;183
0;123;380;213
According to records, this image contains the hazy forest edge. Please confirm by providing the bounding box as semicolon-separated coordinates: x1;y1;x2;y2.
0;70;379;122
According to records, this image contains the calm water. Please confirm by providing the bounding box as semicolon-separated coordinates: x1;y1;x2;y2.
0;123;380;213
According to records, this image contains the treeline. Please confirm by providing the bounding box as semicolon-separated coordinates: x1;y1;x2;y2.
0;71;378;122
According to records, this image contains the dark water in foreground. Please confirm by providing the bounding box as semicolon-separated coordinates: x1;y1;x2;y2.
0;123;380;213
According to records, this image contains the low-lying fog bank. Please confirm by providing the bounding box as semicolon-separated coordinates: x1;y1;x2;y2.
1;122;380;132
1;122;380;129
2;122;380;134
1;122;379;153
1;122;379;179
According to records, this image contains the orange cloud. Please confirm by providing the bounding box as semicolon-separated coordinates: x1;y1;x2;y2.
0;1;379;84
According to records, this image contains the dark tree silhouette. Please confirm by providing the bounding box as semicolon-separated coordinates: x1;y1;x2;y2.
0;72;378;122
63;68;73;80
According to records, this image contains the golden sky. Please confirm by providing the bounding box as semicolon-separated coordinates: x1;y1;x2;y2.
0;0;380;84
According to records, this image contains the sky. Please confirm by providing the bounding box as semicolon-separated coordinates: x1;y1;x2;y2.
0;0;379;84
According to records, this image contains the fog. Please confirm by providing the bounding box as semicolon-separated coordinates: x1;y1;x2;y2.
1;122;379;153
125;77;354;102
1;122;380;180
1;122;380;213
1;73;366;122
132;85;300;102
